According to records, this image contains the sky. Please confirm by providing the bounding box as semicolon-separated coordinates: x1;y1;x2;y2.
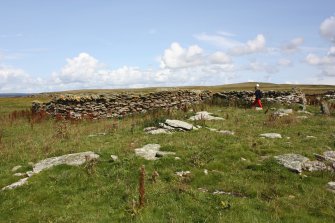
0;0;335;93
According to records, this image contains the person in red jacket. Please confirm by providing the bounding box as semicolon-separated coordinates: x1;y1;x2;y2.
252;84;263;109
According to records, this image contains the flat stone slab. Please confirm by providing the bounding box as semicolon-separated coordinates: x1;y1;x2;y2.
144;127;172;135
274;109;293;117
189;111;224;121
134;144;176;160
33;151;99;173
2;151;100;190
274;154;310;173
2;177;29;190
165;119;195;131
260;133;282;139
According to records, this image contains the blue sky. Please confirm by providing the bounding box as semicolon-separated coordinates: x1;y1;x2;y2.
0;0;334;93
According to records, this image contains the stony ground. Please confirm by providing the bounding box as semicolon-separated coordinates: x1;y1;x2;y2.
0;97;335;222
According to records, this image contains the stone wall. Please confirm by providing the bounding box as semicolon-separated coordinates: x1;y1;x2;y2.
32;89;335;119
32;90;212;119
212;89;307;108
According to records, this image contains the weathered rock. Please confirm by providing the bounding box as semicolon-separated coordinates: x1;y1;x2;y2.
218;130;235;135
274;154;310;173
144;127;172;135
11;165;22;172
323;151;335;162
110;155;118;161
165;119;195;131
176;171;191;177
2;177;29;190
260;133;282;139
135;144;161;160
302;160;327;172
13;173;27;177
274;109;293;117
321;101;331;115
33;151;100;173
328;182;335;192
189;111;224;121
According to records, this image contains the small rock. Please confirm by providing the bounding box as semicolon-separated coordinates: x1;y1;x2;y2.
274;154;310;173
189;111;224;121
134;144;161;160
204;169;208;175
13;173;27;177
323;151;335;162
198;188;209;193
165;119;195;131
327;182;335;192
297;116;308;119
260;133;282;139
110;155;118;161
176;171;191;177
2;177;29;190
241;157;247;161
11;165;22;172
306;136;317;139
175;157;181;160
145;128;172;135
218;130;235;135
26;171;35;177
302;160;327;172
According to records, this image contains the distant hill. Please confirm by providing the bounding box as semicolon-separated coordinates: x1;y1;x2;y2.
0;93;32;98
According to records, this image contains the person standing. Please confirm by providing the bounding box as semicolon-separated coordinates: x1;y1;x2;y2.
252;84;263;109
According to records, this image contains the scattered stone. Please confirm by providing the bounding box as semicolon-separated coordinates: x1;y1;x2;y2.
11;165;22;172
2;177;29;190
204;169;208;175
321;101;331;115
288;195;296;199
144;127;172;135
110;155;118;161
189;111;224;121
241;157;247;161
297;116;308;119
274;154;310;173
176;171;191;177
306;136;317;139
26;171;34;177
134;144;175;160
165;119;195;131
328;182;335;192
323;151;335;162
218;130;235;135
198;187;209;193
274;108;293;117
260;133;282;139
13;173;26;177
302;160;327;172
33;151;100;174
134;144;161;160
175;157;181;160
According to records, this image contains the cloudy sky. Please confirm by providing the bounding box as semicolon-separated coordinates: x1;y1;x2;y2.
0;0;335;93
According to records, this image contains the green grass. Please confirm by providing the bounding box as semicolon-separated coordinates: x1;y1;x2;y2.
0;96;335;222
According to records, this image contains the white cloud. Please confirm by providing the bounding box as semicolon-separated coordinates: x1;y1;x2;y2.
0;65;36;92
281;37;304;53
209;51;232;64
320;16;335;42
305;46;335;77
159;42;204;69
277;58;292;66
53;52;103;83
229;34;266;56
194;33;241;48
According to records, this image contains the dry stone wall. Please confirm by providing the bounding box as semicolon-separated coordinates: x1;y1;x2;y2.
212;89;307;108
32;90;212;119
32;89;335;119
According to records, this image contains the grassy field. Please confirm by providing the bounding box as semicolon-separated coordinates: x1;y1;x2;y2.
0;91;335;222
